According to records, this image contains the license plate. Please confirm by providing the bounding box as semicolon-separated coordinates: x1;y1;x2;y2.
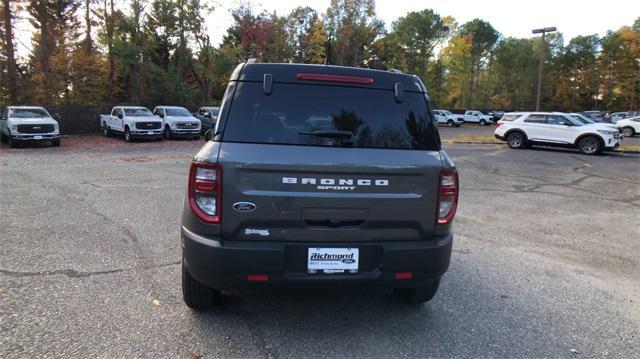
147;131;154;135
308;248;359;273
34;135;43;140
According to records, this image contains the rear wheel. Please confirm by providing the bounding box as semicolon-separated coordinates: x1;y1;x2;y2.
447;120;454;127
103;124;110;137
623;127;635;137
394;279;440;304
506;132;525;149
124;127;132;142
578;136;602;155
182;260;221;309
480;119;487;126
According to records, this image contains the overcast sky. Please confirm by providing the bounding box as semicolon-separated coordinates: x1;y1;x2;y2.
13;0;639;57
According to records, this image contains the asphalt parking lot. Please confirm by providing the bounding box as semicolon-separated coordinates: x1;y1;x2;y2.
1;135;639;358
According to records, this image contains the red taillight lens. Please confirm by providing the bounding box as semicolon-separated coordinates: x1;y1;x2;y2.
188;162;221;223
437;169;459;225
296;73;374;85
496;122;503;128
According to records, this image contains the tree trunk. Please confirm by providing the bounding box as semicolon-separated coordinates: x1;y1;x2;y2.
107;0;114;100
2;0;18;103
85;0;92;51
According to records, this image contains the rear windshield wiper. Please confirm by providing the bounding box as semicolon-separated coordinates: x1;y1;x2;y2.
298;130;355;145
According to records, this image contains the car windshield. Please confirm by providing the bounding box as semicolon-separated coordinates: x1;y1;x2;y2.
10;108;49;118
165;108;191;116
210;108;220;115
223;82;439;150
441;110;452;115
124;108;152;116
570;114;595;124
564;116;584;126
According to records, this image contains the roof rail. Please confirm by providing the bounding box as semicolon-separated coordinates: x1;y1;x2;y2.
388;69;403;73
246;58;257;64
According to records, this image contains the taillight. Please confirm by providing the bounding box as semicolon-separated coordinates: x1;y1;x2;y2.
436;169;459;225
188;162;221;223
496;122;503;128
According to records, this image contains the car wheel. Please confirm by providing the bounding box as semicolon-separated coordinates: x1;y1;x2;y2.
8;133;16;148
480;119;487;126
182;259;221;309
124;127;132;142
447;120;454;127
164;126;172;140
103;124;110;137
506;132;525;149
52;139;60;147
578;136;602;155
623;127;635;137
393;279;440;304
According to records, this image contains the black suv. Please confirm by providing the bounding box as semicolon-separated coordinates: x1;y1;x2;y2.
181;62;458;308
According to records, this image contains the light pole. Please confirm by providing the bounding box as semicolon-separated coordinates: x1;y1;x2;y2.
532;27;557;111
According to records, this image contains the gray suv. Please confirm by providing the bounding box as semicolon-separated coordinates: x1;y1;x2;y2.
181;62;458;308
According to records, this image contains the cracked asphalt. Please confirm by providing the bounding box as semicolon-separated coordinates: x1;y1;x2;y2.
1;136;639;358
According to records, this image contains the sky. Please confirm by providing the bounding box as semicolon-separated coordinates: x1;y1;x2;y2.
13;0;640;57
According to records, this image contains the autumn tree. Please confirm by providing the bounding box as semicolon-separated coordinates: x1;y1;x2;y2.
324;0;383;67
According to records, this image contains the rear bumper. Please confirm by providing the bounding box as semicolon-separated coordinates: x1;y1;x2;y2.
182;226;453;290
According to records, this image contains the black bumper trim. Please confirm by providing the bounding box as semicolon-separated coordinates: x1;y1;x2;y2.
182;226;452;290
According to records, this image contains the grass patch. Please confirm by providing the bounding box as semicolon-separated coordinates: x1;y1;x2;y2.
618;143;640;153
443;134;502;145
444;134;640;153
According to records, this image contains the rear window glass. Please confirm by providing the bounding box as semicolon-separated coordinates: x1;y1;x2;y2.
500;114;520;121
222;82;439;150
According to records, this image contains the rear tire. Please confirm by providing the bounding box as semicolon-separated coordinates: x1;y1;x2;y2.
182;259;221;309
480;119;487;126
103;124;110;137
578;136;602;155
506;132;525;149
623;127;635;137
447;120;454;127
124;127;132;142
394;279;441;304
52;139;60;147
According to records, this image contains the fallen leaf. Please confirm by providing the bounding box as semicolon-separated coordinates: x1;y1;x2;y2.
152;299;160;306
191;351;204;359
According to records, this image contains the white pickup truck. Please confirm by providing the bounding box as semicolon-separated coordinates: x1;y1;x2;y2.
0;106;61;147
433;110;464;127
100;106;163;142
463;110;494;126
152;106;201;140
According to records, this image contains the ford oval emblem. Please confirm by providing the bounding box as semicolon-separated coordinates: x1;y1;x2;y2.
342;258;356;264
233;202;257;212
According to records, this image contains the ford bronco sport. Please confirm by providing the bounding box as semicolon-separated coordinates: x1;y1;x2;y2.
181;62;458;308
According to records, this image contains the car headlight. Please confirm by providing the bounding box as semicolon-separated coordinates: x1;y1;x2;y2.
53;123;59;132
10;124;18;132
597;130;616;135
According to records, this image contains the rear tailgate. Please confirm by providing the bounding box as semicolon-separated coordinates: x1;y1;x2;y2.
219;143;442;242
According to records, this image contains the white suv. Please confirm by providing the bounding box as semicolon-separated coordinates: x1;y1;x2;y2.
616;117;640;137
495;112;621;155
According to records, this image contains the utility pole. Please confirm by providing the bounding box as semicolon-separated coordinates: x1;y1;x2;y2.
532;27;557;111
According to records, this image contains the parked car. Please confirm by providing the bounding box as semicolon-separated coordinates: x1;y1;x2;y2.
486;110;505;122
433;109;464;127
0;106;61;147
181;62;458;308
195;106;220;138
616;117;640;137
567;113;622;133
100;106;163;142
610;112;629;123
463;110;494;126
152;106;201;140
494;112;621;155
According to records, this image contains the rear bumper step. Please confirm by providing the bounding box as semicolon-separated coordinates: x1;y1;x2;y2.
182;226;452;290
